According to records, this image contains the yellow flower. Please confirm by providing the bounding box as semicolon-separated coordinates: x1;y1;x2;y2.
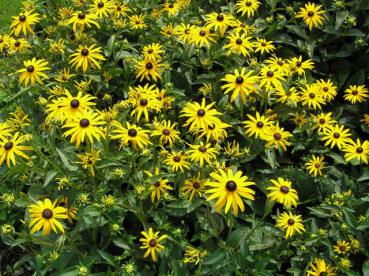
111;122;152;149
17;58;50;86
66;11;100;32
173;23;196;44
57;197;78;223
129;85;162;121
205;169;255;216
187;142;218;167
320;124;351;150
142;43;164;62
307;258;336;276
76;149;101;176
129;14;147;29
300;84;326;110
146;168;173;202
191;26;217;48
197;120;230;142
275;212;305;238
28;198;67;236
151;120;180;147
263;124;292;151
305;155;325;177
89;0;115;19
316;79;337;102
54;68;76;83
162;2;180;17
69;45;106;73
113;2;130;18
223;33;254;57
181;174;206;201
8;38;31;54
62;110;105;147
235;0;260;17
266;177;298;208
164;151;190;172
0;132;32;168
135;60;163;82
348;235;361;253
275;86;300;106
0;34;9;53
342;138;369;164
221;68;258;103
140;228;167;262
333;240;351;255
243;112;273;138
180;98;221;131
311;112;336;133
259;66;285;91
49;38;66;54
253;38;275;54
183;245;207;265
344;85;369;104
288;56;314;75
204;12;235;36
296;2;325;31
101;195;115;207
11;10;40;36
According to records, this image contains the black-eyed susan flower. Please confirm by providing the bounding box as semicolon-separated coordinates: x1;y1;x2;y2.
333;240;351;255
305;155;325;177
320;124;351;150
142;43;164;62
17;58;50;86
181;174;206;201
128;85;162;121
296;2;325;31
11;10;40;36
263;124;292;151
8;38;30;54
344;85;369;104
275;212;305;238
259;66;285;91
129;14;147;29
135;60;163;82
253;38;275;54
140;228;167;262
58;90;96;120
316;79;337;102
292;112;307;127
197;120;230;142
173;23;196;44
57;197;78;223
243;112;273;138
265;56;291;75
111;122;151;149
232;20;255;35
275;86;300;106
183;245;207;265
0;34;10;53
164;151;190;172
146;168;173;202
307;258;336;276
151;120;180;147
161;24;174;37
300;84;326;110
62;110;105;147
288;56;314;75
89;0;114;18
66;11;100;32
187;142;218;167
113;2;130;18
311;112;336;133
162;2;180;17
223;33;254;57
267;178;298;208
0;132;32;168
204;12;235;36
191;26;217;48
180;98;221;131
235;0;260;17
205;169;255;216
221;68;258;103
76;149;101;176
55;68;76;83
69;45;105;73
342;138;369;164
0;122;12;141
28;198;67;236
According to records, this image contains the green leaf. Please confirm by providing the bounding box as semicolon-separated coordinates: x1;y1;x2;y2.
202;249;227;265
44;170;58;187
98;250;117;267
56;148;78;171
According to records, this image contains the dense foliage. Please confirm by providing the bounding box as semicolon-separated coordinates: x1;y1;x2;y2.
1;0;369;275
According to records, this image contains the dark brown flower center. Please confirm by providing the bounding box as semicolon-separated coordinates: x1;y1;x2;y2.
208;124;215;130
200;30;206;36
145;62;153;69
339;246;346;252
307;11;314;17
154;181;161;187
19;15;27;22
277;61;283;66
87;159;93;164
169;3;174;8
147;49;153;54
319;118;325;124
162;129;170;136
0;39;3;43
70;99;80;108
97;1;104;8
352;90;358;95
193;181;200;189
140;99;148;106
274;133;282;140
199;146;207;153
280;186;289;194
78;13;86;20
356;147;363;153
15;41;21;47
81;49;89;56
256;121;264;128
309;93;315;99
197;109;206;117
226;180;237;191
185;29;190;34
246;1;252;6
261;42;267;47
117;6;121;11
267;71;274;78
236;76;244;84
128;129;137;137
173;156;181;162
236;38;243;45
323;87;329;92
149;239;157;247
240;23;246;27
27;65;35;73
42;208;53;219
217;14;224;21
314;163;321;168
287;219;295;225
4;141;13;151
333;132;340;139
296;61;302;67
79;119;90;128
